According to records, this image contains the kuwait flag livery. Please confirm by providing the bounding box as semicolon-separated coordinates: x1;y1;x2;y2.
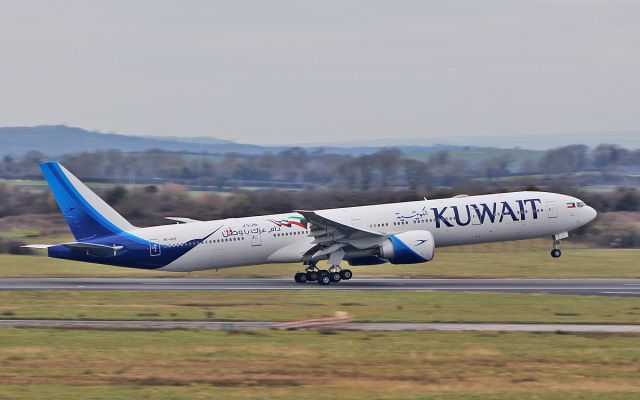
566;202;576;208
269;216;308;228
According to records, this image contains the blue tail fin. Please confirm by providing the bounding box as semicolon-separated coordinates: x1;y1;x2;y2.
40;162;136;240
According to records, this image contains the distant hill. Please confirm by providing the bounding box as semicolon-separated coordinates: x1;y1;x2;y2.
2;126;636;159
0;125;270;157
142;135;236;145
0;125;543;167
0;125;467;158
303;131;640;150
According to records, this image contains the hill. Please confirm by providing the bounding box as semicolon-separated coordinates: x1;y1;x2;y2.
0;125;269;157
0;125;472;158
0;125;544;167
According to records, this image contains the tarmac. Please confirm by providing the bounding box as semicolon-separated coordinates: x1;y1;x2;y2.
0;277;639;296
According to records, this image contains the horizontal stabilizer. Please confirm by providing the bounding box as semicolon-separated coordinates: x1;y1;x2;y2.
62;242;124;251
22;242;124;255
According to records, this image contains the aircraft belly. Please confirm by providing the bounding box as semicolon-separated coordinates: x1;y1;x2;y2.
433;219;560;248
160;240;279;272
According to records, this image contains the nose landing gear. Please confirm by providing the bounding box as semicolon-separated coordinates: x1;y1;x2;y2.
551;239;562;258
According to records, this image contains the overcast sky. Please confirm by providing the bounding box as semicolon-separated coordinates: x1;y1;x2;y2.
0;1;638;145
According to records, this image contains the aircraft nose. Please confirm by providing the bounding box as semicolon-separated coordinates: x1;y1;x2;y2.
585;206;597;222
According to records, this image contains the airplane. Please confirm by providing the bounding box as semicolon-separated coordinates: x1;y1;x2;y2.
25;162;598;285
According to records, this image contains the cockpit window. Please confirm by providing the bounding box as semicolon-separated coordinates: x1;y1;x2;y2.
577;202;585;208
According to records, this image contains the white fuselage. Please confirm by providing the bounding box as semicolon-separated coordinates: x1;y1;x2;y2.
120;191;596;272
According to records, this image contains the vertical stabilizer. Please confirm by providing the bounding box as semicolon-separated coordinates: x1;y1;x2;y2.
40;162;136;240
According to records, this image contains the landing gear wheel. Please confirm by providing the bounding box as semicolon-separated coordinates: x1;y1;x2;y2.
329;272;342;282
318;272;331;285
294;272;308;283
306;271;318;281
340;269;352;280
550;237;563;258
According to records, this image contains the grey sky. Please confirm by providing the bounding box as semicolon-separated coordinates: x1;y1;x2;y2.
0;1;638;145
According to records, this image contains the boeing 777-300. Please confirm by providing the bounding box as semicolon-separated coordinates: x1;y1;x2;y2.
25;162;597;285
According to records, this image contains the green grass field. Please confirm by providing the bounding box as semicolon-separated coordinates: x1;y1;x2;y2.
1;290;639;323
2;240;638;399
1;247;639;278
0;329;638;399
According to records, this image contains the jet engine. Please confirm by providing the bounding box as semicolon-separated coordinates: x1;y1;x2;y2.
379;230;435;264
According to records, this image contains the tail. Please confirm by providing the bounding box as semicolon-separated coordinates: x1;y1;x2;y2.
40;162;136;240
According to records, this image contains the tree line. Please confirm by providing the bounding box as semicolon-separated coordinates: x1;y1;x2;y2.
1;177;638;251
1;176;637;223
1;143;639;190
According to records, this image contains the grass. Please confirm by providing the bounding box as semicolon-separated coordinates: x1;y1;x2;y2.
1;290;639;323
0;329;638;399
1;247;639;278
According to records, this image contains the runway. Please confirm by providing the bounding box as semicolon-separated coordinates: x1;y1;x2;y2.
1;319;639;332
1;277;639;296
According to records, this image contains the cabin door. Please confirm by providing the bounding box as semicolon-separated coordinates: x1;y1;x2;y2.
251;231;262;246
149;240;161;256
547;201;557;218
471;209;482;225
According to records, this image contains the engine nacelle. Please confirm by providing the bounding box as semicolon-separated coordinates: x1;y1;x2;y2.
379;230;435;264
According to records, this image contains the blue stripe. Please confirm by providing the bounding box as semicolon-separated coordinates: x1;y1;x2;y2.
42;162;224;270
389;235;427;264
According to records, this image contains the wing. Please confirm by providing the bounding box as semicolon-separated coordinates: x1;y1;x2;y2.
295;210;387;262
165;217;203;224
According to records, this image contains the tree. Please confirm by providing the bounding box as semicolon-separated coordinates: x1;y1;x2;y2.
616;188;640;212
592;144;628;168
539;145;588;172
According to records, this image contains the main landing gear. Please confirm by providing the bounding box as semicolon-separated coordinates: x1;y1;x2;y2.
294;262;352;285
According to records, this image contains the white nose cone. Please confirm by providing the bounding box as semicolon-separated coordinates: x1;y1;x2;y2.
586;206;597;223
